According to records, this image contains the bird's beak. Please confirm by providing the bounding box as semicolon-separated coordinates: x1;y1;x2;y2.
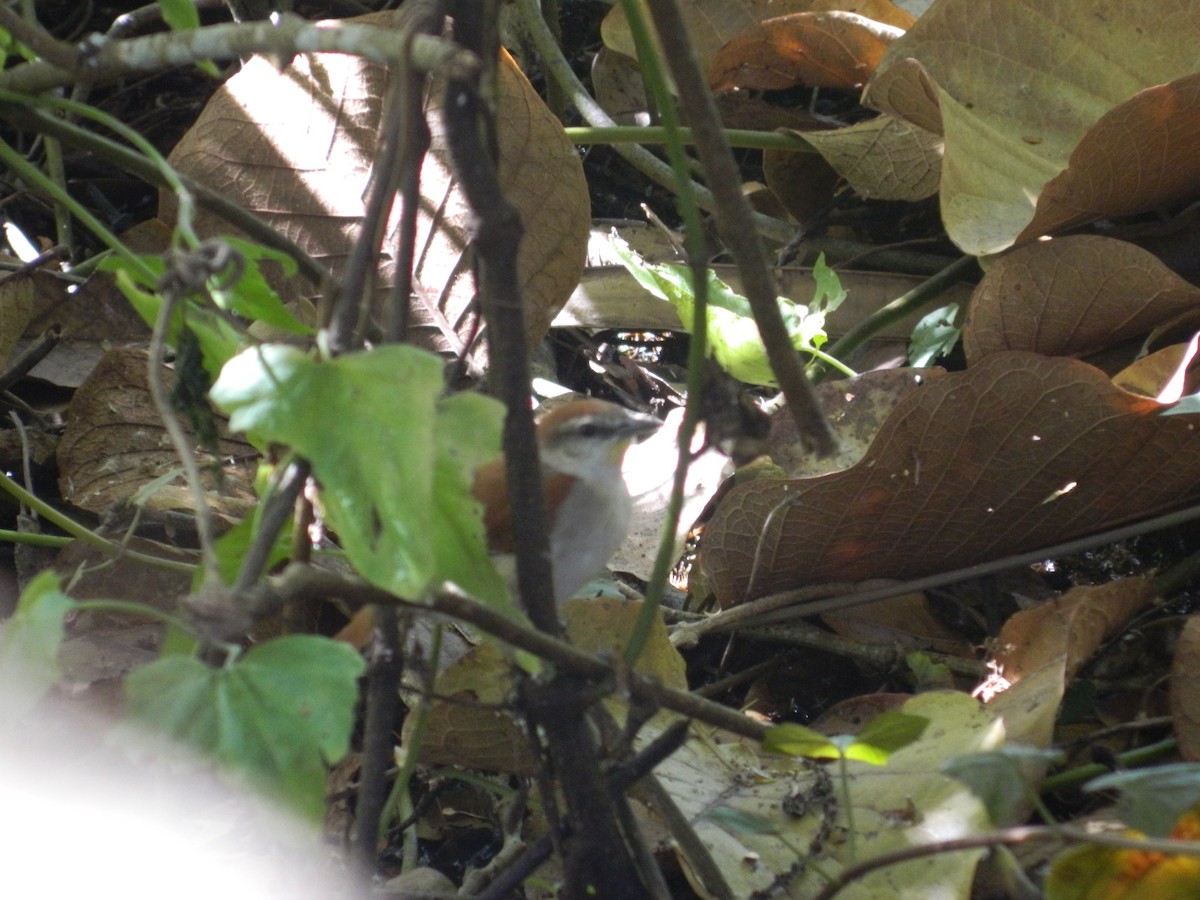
624;411;662;444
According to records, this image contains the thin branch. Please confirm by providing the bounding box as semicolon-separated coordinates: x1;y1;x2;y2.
249;564;771;742
0;14;479;94
641;0;837;457
514;0;797;245
672;501;1200;643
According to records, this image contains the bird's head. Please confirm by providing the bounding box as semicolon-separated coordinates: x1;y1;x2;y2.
537;399;661;481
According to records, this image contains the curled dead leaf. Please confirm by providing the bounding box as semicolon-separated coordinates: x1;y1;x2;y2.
993;578;1157;686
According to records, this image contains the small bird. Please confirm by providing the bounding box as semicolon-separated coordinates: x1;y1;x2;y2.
473;399;661;603
334;399;660;645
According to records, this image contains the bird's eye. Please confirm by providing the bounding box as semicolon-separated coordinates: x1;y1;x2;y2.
576;422;600;438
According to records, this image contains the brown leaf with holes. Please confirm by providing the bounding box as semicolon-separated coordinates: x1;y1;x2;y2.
162;12;588;362
57;348;256;522
700;352;1200;607
1171;616;1200;761
708;12;901;92
964;236;1200;364
994;578;1156;686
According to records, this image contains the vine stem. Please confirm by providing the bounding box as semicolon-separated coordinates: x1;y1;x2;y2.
0;470;196;574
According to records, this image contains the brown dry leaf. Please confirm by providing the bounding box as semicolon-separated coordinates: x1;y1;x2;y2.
964;236;1200;364
603;0;913;73
562;597;687;690
822;592;975;659
1019;75;1200;246
414;642;535;775
761;147;840;226
700;352;1200;607
1113;337;1200;402
56;348;256;521
708;12;901;92
591;46;651;126
794;114;942;201
982;660;1065;749
162;12;588;362
808;692;909;734
766;366;944;477
862;0;1200;255
0;271;34;365
1170;615;1200;761
417;600;684;773
993;578;1156;685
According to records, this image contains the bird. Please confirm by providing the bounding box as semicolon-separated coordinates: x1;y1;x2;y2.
473;398;662;604
334;399;660;645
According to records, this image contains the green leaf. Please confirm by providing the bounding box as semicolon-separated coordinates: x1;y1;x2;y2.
108;262;247;377
0;571;73;716
0;27;13;69
210;238;312;336
845;712;929;765
810;253;847;314
124;635;365;819
430;391;511;607
942;746;1063;827
156;0;219;77
908;302;962;366
763;722;840;759
1163;394;1200;416
210;344;509;607
157;0;200;31
1086;764;1200;837
766;712;929;765
209;513;293;588
611;234;841;386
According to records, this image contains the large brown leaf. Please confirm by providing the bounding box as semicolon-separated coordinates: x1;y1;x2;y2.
964;235;1200;364
708;11;900;92
701;352;1200;607
602;0;913;73
863;0;1200;255
162;12;588;360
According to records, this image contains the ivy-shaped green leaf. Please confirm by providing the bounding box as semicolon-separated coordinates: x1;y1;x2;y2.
124;635;365;819
0;571;74;717
210;343;509;608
